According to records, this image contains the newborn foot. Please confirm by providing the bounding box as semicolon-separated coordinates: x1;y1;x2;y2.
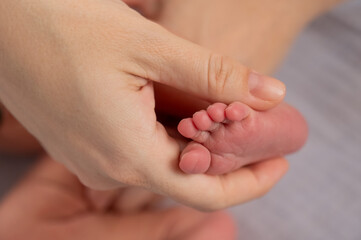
177;102;307;174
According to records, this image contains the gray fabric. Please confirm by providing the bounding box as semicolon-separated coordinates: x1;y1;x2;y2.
1;1;361;239
231;1;361;239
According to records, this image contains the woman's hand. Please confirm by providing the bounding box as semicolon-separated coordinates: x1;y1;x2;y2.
0;156;237;240
0;0;286;209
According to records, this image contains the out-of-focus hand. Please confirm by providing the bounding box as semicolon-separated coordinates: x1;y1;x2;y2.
0;156;237;240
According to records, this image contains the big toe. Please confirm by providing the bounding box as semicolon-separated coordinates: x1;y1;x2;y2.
180;143;211;174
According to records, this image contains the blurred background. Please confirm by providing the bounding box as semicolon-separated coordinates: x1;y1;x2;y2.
1;0;361;239
231;0;361;239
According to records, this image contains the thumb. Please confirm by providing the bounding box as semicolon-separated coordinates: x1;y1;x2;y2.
92;207;236;240
132;21;286;110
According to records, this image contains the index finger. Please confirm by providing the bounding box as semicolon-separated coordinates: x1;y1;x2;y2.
146;157;289;211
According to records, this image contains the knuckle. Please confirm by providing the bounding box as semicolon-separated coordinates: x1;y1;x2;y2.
76;159;145;190
105;163;146;188
207;54;248;98
190;193;228;212
207;54;230;96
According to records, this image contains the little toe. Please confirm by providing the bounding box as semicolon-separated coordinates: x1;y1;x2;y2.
207;103;227;123
193;110;213;131
225;102;251;121
180;142;211;174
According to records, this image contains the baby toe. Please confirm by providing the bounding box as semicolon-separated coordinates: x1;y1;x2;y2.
207;103;227;123
178;118;210;143
225;102;251;121
193;110;213;131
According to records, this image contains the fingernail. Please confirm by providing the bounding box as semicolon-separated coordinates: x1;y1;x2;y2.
248;71;286;101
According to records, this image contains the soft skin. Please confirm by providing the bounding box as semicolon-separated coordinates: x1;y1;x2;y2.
0;156;237;240
0;0;287;210
133;0;346;117
178;102;308;174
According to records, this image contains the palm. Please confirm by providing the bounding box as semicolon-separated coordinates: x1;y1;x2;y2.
0;157;236;240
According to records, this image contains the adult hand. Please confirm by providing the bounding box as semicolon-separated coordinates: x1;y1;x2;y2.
0;156;236;240
0;0;286;209
124;0;310;117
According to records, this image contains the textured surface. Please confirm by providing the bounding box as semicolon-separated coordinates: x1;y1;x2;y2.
1;1;361;239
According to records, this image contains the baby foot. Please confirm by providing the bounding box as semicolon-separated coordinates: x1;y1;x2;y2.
177;102;308;175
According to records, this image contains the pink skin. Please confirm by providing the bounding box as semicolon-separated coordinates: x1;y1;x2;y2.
178;102;308;175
